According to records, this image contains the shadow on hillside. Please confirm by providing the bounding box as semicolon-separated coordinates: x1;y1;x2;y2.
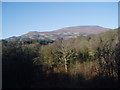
31;67;118;88
3;65;118;88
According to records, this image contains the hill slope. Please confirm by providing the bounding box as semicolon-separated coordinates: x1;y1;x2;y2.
6;25;112;41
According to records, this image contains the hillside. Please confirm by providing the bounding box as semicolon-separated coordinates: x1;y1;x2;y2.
2;28;119;88
5;25;112;41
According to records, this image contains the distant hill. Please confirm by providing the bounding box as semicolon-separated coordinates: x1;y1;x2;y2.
50;25;111;34
5;25;112;41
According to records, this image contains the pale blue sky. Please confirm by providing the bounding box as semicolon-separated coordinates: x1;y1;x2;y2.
2;2;118;39
0;2;2;39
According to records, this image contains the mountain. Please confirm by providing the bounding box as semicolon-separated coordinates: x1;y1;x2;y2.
53;25;110;34
5;25;112;41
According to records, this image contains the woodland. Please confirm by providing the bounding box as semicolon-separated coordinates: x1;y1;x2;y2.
2;28;119;88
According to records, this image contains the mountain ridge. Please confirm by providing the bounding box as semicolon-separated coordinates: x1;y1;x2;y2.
5;25;112;41
26;25;111;34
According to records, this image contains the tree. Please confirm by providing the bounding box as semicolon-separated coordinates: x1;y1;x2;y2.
57;40;78;72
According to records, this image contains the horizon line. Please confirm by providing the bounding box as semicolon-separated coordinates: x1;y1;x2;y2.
2;25;117;39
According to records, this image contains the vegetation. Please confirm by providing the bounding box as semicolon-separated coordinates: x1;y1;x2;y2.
2;29;119;88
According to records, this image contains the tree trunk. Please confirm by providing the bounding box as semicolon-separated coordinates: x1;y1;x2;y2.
64;58;68;72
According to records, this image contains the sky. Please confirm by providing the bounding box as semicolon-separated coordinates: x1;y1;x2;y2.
0;2;2;39
2;2;118;39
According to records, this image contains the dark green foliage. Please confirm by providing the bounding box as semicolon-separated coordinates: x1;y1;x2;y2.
2;42;39;88
40;40;54;45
